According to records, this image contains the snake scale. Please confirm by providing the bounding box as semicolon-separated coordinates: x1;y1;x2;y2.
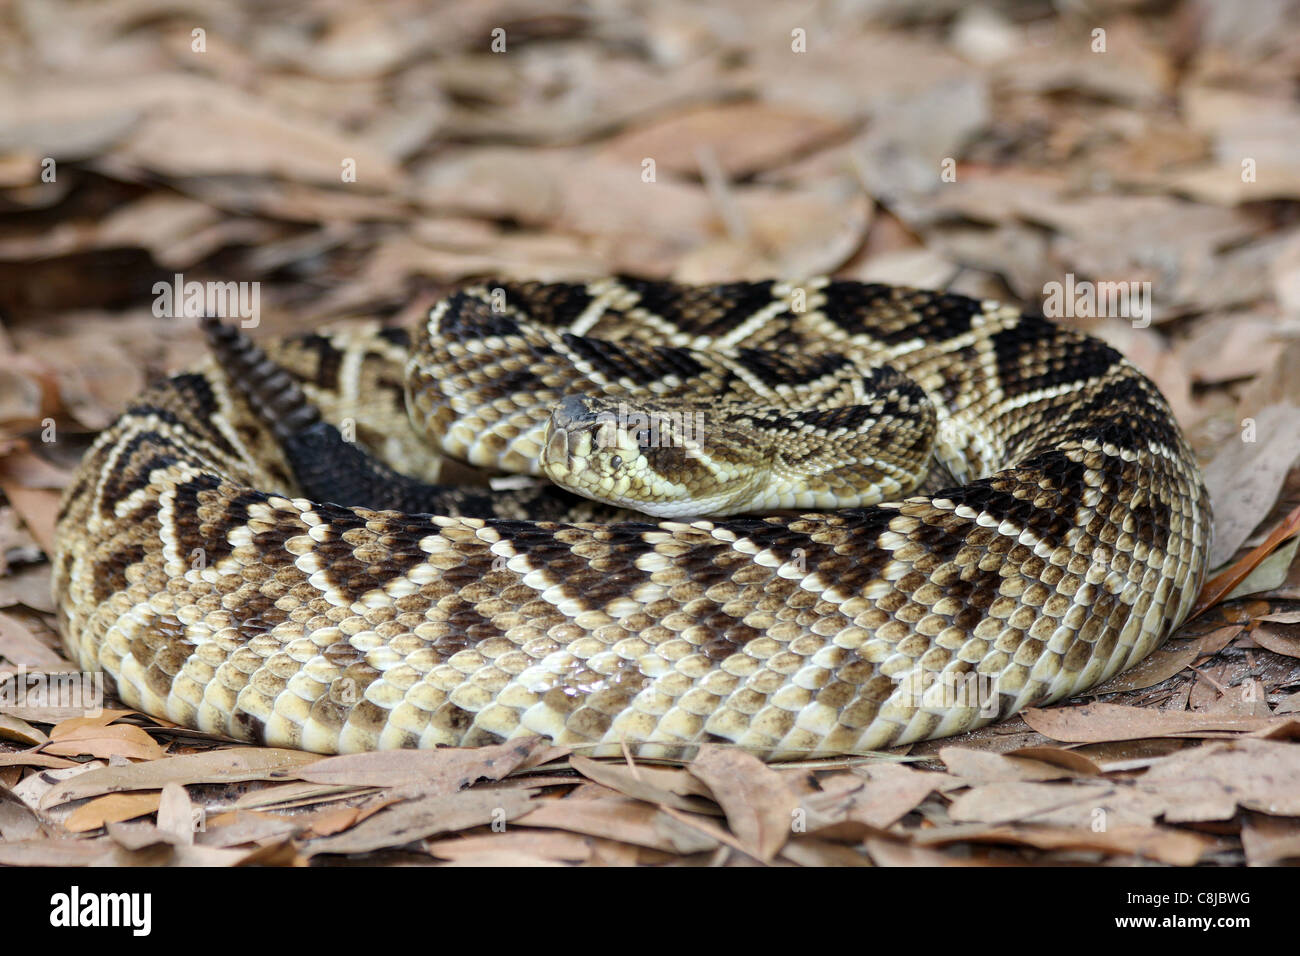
52;278;1212;758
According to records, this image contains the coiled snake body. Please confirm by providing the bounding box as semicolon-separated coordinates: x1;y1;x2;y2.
53;279;1211;758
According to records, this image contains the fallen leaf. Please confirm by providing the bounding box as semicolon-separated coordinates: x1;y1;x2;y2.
64;791;162;833
1193;505;1300;617
948;779;1118;827
1089;640;1201;694
0;564;55;613
0;458;62;557
0;788;42;841
1140;739;1300;820
1023;702;1287;742
1241;813;1300;865
515;795;719;856
595;103;847;180
568;756;719;815
427;829;597;864
156;782;195;845
11;759;107;810
0;748;77;770
1005;747;1102;775
195;810;301;848
305;787;538;856
864;838;983;867
1225;537;1300;601
294;806;364;838
42;723;166;761
0;838;116;866
0;610;67;668
295;737;556;793
0;712;46;746
39;747;319;808
779;837;872;866
231;781;374;811
48;709;138;738
688;745;801;863
940;747;1086;783
1252;623;1300;659
915;821;1206;866
833;763;947;830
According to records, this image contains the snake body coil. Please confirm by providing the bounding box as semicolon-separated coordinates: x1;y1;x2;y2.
52;279;1211;758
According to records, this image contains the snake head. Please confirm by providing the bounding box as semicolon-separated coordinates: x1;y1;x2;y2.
541;394;765;518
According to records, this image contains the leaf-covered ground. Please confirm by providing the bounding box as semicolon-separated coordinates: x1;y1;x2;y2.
2;0;1300;866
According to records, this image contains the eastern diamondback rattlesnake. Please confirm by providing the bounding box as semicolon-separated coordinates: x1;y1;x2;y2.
52;279;1211;758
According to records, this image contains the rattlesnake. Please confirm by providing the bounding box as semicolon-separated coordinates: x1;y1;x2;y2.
52;278;1211;758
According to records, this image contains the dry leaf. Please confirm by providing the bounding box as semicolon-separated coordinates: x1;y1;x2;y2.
515;795;718;856
0;564;55;613
156;782;196;845
1203;357;1300;567
42;723;166;762
48;709;138;738
305;787;538;856
64;791;162;834
569;756;719;815
294;806;364;838
0;712;47;746
0;610;66;669
779;837;872;866
195;810;301;848
864;838;983;867
427;829;597;864
0;838;116;866
917;822;1205;866
834;763;947;830
688;745;800;862
594;103;847;179
0;789;42;841
296;737;555;792
1090;639;1201;695
940;747;1085;783
1253;624;1300;659
1023;702;1286;743
948;779;1117;827
1005;747;1102;775
0;748;78;770
1226;537;1300;601
231;780;374;811
790;764;946;832
1139;739;1300;819
1193;511;1300;618
39;747;320;808
1241;814;1300;865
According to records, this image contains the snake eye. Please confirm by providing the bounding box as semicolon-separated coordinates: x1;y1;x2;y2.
609;455;623;471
